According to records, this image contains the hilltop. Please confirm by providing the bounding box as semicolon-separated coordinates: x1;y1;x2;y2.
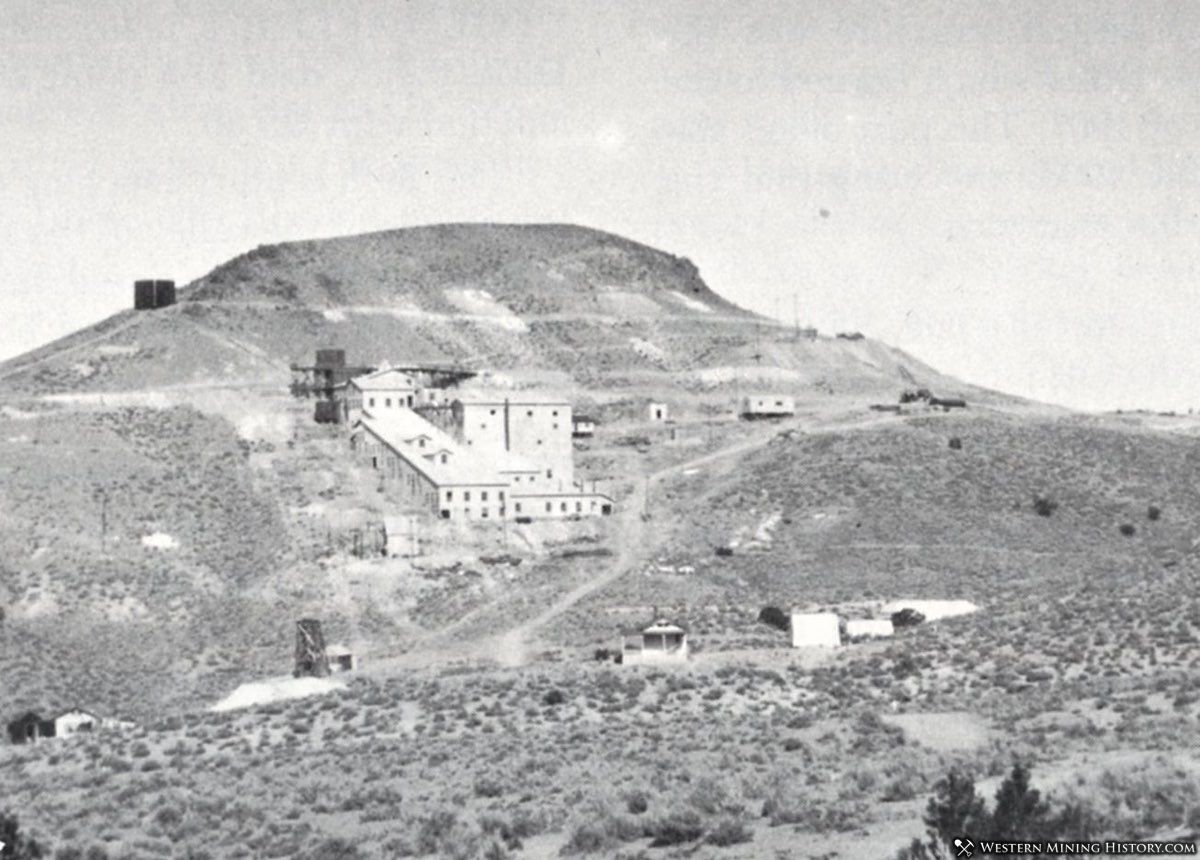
0;223;962;400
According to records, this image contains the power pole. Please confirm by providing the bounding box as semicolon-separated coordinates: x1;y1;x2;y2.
100;490;108;549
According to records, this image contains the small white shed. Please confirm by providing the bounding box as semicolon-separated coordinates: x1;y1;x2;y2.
53;709;99;738
791;612;841;648
383;515;419;558
846;619;894;639
647;402;669;423
740;394;796;418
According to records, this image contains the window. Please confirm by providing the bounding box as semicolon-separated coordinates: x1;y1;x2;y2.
481;423;487;429
481;491;488;501
576;501;582;512
489;409;496;416
560;502;567;512
514;475;520;482
515;503;522;513
552;410;558;417
441;454;448;464
553;423;558;429
407;395;413;406
526;410;533;417
464;491;471;502
440;510;450;519
419;438;425;448
498;491;505;500
446;491;453;502
386;398;392;407
369;398;375;407
481;509;489;519
464;508;470;518
547;469;553;479
537;439;543;445
545;502;552;512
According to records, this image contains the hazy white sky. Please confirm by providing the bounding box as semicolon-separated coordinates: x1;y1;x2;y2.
1;0;1196;411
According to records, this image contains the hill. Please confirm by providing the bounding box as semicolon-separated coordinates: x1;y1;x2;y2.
0;223;963;400
2;224;1200;857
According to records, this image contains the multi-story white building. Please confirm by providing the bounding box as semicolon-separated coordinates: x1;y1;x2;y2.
352;399;612;522
345;368;420;423
417;391;575;489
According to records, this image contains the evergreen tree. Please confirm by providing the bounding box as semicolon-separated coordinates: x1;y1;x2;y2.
0;811;45;859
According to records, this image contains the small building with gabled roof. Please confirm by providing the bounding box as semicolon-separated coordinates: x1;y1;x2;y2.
621;619;689;665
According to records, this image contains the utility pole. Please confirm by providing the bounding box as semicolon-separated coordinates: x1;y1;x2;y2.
99;490;108;550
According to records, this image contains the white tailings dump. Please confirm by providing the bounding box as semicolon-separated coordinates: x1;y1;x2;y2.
211;676;346;713
881;599;978;621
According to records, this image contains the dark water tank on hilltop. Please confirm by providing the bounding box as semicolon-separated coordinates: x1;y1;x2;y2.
134;280;156;310
134;279;177;310
154;279;176;308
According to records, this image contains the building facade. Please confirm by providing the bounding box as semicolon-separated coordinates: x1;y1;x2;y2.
739;394;796;418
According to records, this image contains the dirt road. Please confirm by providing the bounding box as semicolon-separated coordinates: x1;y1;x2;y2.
361;418;795;673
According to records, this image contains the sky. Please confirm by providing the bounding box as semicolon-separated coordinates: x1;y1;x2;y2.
1;0;1197;411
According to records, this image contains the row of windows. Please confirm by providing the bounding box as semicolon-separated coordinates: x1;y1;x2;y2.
439;507;506;520
368;395;415;409
511;499;597;514
444;489;506;502
485;408;561;418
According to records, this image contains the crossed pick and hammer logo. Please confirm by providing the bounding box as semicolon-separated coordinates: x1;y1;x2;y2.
954;837;975;857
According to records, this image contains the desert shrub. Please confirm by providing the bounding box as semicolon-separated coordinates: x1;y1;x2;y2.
891;609;925;629
1147;504;1162;521
705;817;753;846
757;606;789;632
1119;523;1136;537
687;776;745;817
474;775;505;798
416;810;459;855
624;790;649;815
543;688;566;707
300;837;361;860
645;809;704;847
948;437;962;450
561;807;642;855
593;648;614;662
1032;495;1058;517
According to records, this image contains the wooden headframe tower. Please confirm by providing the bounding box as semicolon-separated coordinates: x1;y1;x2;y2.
294;618;330;678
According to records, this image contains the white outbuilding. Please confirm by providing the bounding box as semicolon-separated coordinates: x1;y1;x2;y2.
790;612;841;648
845;619;895;639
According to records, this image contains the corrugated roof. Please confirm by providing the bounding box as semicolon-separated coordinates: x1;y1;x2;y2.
359;412;508;488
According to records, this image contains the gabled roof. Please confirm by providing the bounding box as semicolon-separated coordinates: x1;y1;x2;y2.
643;619;686;635
349;368;418;391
